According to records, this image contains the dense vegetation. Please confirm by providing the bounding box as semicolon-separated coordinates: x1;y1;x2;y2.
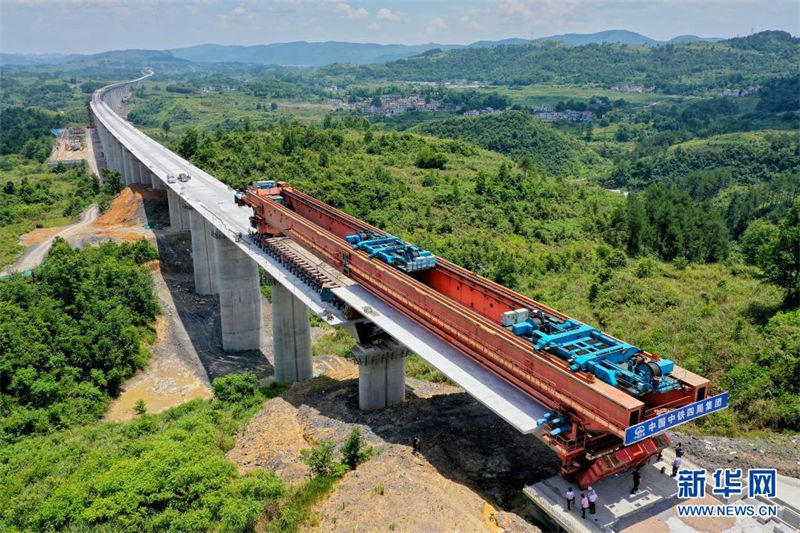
606;186;730;263
0;161;122;267
323;32;799;93
607;131;799;239
0;378;288;532
415;111;600;177
756;75;800;112
0;239;159;440
0;107;61;157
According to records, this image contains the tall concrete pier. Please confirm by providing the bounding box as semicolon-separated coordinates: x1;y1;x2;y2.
352;338;408;410
272;282;313;382
213;233;263;351
190;210;218;295
123;148;135;185
167;190;189;231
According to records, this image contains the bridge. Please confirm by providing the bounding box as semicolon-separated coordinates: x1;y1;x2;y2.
91;74;721;488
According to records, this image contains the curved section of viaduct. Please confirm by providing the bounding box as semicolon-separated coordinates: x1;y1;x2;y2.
90;74;410;407
92;74;317;382
91;74;548;420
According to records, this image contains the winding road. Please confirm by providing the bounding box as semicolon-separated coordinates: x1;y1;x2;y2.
1;204;99;276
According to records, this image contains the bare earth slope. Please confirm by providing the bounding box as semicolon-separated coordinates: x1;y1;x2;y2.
228;356;553;532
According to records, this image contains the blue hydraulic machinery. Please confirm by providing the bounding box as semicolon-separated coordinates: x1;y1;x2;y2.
346;231;436;273
508;311;679;396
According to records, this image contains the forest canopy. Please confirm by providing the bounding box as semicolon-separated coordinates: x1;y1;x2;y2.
0;239;159;440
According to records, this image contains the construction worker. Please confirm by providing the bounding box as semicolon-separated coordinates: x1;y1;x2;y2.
671;455;682;477
675;442;684;458
412;436;421;455
565;487;575;511
587;486;598;515
631;467;641;494
580;493;589;519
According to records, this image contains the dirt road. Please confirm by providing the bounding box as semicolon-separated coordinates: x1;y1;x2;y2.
1;204;99;276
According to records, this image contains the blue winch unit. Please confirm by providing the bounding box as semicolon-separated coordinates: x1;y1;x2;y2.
346;231;436;273
508;310;679;396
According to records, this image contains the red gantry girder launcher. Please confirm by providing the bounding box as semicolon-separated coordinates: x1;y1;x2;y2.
235;181;726;487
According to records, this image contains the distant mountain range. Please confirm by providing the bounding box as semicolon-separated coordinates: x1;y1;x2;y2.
0;30;724;67
532;29;721;46
168;32;721;66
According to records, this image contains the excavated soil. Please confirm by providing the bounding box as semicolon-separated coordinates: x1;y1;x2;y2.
228;358;556;532
93;184;166;228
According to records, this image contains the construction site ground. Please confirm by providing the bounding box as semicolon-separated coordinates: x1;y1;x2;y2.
47;126;102;177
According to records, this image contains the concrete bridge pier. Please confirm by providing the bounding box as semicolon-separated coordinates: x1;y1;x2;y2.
96;124;110;170
132;158;143;184
149;169;166;189
352;338;408;411
213;233;263;351
107;137;121;174
115;142;126;178
138;162;149;186
190;210;218;295
167;190;189;231
272;282;313;382
123;148;135;185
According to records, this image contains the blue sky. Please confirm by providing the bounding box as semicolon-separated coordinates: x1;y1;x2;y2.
1;0;798;54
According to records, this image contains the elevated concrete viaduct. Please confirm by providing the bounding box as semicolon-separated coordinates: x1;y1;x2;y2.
91;73;547;430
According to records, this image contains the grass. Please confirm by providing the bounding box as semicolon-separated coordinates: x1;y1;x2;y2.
312;326;356;358
406;354;449;383
266;475;339;532
129;82;330;139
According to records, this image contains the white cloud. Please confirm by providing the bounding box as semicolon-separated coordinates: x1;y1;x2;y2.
427;17;446;36
335;1;368;20
217;4;257;28
376;7;401;21
368;22;380;31
459;15;481;30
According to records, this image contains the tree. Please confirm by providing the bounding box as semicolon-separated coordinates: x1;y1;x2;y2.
90;174;101;195
518;155;535;178
340;428;373;470
300;440;344;477
212;372;259;402
415;149;446;169
762;200;800;306
625;194;647;256
161;120;170;134
740;219;776;265
133;399;147;415
270;102;278;111
177;128;199;159
101;168;123;196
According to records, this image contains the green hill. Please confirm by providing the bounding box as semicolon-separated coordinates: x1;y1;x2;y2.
324;31;798;93
414;111;600;177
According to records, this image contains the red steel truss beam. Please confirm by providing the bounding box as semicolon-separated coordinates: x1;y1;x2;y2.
247;187;665;437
